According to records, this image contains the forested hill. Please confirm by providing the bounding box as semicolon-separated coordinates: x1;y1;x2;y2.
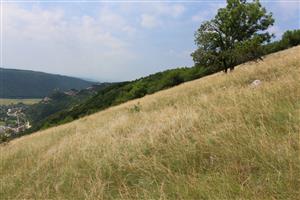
0;68;94;98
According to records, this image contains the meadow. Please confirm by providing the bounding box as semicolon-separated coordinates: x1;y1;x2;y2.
0;98;41;105
0;46;299;199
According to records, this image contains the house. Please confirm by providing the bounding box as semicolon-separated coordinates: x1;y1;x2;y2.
0;126;6;134
42;97;51;103
7;108;20;117
64;89;78;96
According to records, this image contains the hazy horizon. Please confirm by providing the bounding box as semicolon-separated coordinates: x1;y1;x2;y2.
1;0;300;82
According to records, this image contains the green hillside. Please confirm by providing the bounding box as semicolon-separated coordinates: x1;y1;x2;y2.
24;84;112;133
26;30;300;133
0;68;94;98
3;29;299;140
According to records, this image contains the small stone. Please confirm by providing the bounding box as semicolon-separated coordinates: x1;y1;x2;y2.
250;79;262;87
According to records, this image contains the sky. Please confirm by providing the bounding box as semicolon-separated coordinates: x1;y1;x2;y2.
1;0;300;82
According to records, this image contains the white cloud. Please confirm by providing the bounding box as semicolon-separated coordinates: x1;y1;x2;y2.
262;1;300;23
139;3;185;29
6;1;296;82
141;14;160;29
2;3;137;81
122;25;137;35
171;4;185;17
3;2;192;81
268;25;284;38
96;6;136;34
155;3;185;18
191;2;226;23
192;11;211;22
276;1;300;18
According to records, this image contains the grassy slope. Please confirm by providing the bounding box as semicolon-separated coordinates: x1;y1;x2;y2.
1;47;299;199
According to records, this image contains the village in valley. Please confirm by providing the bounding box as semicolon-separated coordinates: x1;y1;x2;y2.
0;86;103;142
0;103;32;140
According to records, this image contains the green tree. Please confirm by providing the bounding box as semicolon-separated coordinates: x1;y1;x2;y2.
281;29;300;48
191;0;274;73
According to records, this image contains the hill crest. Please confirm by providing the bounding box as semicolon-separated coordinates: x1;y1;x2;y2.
0;68;95;98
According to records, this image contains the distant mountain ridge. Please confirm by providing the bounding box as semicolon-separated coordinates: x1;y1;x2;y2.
0;68;95;98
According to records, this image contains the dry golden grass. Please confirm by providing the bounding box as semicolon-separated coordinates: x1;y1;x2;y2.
1;46;300;199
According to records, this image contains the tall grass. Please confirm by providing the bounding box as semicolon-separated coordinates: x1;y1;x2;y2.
1;47;299;199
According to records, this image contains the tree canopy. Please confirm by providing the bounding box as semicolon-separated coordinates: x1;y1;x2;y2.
191;0;274;72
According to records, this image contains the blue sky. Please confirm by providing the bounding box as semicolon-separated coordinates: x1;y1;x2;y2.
2;0;300;82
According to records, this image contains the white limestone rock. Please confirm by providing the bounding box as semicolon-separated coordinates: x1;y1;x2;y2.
250;79;262;87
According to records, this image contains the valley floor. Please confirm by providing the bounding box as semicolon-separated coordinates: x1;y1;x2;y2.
0;98;41;105
1;47;300;199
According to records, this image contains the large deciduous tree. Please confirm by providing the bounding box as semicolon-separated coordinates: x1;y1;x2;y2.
191;0;274;73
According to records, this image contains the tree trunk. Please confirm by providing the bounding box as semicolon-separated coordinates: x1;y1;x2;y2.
223;59;228;73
